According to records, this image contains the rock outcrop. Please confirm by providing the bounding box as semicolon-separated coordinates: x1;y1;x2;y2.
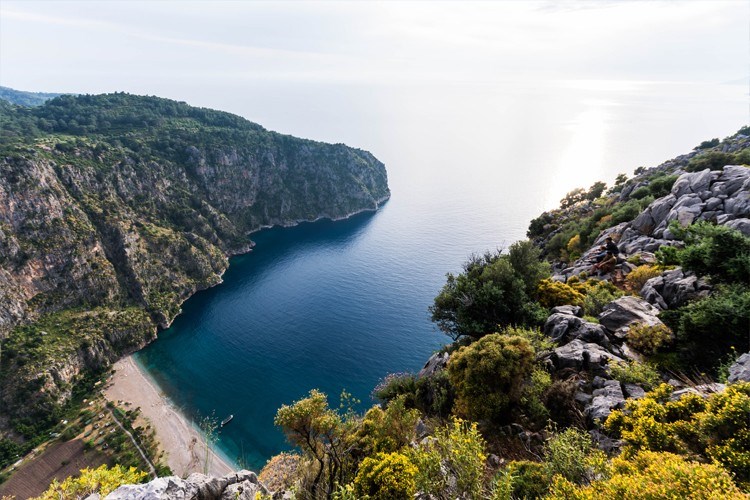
106;470;271;500
727;353;750;384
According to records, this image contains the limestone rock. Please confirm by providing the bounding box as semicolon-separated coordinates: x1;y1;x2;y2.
585;380;625;422
727;353;750;384
107;470;267;500
418;352;450;378
552;340;623;375
598;296;664;336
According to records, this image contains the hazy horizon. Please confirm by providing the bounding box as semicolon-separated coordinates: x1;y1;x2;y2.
1;0;748;209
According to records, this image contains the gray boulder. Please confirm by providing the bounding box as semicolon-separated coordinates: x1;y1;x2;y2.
107;470;268;500
418;352;450;378
670;383;726;401
551;304;583;317
544;311;609;347
713;165;750;197
726;218;750;237
585;380;626;422
727;353;750;384
671;169;712;198
552;340;623;376
640;268;709;310
598;296;664;337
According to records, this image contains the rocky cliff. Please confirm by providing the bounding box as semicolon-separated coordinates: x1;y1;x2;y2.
0;93;389;439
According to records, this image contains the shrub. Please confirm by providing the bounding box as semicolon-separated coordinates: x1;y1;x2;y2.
502;460;551;499
430;241;549;340
661;284;750;373
544;427;605;485
410;419;486;499
674;222;750;285
626;323;673;355
547;451;746;499
686;151;735;172
357;396;420;455
536;279;585;309
448;334;535;422
520;369;552;424
630;186;651;200
543;379;581;428
373;371;454;419
647;174;678;198
353;452;417;500
604;383;750;484
609;361;661;391
33;464;147;498
566;234;583;260
579;280;624;317
626;265;662;292
499;325;555;352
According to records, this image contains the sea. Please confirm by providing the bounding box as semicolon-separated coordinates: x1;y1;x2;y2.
134;79;748;470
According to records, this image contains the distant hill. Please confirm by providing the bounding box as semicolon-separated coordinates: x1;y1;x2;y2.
0;86;66;106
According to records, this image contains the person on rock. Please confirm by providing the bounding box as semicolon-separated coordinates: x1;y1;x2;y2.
593;251;617;276
594;236;620;262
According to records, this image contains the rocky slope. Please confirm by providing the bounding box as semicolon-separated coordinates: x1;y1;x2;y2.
0;93;389;440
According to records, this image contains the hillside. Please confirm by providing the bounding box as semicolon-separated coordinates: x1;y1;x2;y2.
0;86;65;107
0;92;390;464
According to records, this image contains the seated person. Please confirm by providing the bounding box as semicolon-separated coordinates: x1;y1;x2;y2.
593;251;617;275
595;237;620;262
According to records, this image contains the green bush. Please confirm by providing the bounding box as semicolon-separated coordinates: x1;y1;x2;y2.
686;151;736;172
447;334;535;422
578;280;624;317
647;174;678;198
430;241;549;340
673;222;750;285
544;427;606;486
609;361;661;391
661;284;750;373
353;452;417;500
502;460;551;499
372;371;454;419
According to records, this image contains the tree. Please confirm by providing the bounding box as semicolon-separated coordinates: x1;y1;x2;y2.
275;390;351;498
429;241;549;340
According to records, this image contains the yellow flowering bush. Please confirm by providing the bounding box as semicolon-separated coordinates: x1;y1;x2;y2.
626;323;673;355
536;279;585;309
546;450;746;499
33;464;147;499
605;382;750;486
353;452;417;500
626;264;662;292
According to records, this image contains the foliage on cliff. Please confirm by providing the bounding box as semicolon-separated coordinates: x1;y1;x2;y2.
0;91;390;470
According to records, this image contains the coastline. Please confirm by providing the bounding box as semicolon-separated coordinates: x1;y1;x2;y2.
104;356;236;478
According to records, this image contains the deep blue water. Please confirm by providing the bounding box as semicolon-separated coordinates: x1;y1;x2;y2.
134;80;747;471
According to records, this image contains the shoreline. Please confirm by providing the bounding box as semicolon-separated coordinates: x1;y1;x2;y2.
104;356;236;478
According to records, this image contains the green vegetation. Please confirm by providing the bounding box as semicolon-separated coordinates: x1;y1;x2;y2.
32;464;147;499
447;334;535;422
686;148;750;171
430;241;549;340
353;452;417;499
609;361;662;391
605;383;750;486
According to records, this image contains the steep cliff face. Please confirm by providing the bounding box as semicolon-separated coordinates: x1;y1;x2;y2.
0;93;389;436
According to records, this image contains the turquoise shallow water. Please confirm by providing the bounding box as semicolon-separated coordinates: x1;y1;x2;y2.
134;80;747;471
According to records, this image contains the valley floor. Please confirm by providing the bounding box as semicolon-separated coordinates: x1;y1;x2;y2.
104;357;234;478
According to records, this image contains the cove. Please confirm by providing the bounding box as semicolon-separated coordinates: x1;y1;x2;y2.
135;206;447;470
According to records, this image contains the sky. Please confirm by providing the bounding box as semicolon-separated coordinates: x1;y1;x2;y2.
1;1;747;94
1;1;748;207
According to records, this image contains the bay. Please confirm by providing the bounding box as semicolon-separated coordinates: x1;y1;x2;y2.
135;79;747;470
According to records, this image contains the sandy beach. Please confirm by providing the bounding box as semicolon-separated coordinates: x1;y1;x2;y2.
104;356;235;478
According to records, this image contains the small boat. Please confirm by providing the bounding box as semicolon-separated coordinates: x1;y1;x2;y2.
220;415;233;427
